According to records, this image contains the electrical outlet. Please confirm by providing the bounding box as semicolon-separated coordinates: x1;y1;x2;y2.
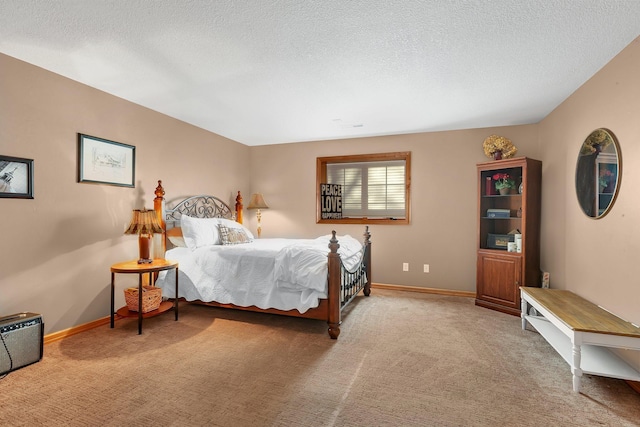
402;263;409;272
424;264;429;273
542;271;550;288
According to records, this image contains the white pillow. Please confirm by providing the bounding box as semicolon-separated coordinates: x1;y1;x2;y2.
180;215;221;250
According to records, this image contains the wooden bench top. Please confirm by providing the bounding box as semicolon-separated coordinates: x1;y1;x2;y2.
521;287;640;338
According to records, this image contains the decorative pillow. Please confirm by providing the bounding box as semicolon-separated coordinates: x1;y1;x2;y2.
180;215;221;250
217;218;255;241
218;224;253;245
166;227;186;247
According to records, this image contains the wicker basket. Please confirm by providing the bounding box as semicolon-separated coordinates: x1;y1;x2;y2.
124;286;162;313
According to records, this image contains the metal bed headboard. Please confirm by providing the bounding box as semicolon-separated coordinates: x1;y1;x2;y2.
164;195;234;228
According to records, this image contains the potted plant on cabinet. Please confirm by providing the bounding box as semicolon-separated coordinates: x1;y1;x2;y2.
493;173;516;195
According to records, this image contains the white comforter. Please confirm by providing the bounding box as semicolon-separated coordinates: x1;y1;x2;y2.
155;234;363;313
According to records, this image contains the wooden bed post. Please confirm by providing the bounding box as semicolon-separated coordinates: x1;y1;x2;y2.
363;226;372;296
154;180;166;257
327;231;341;339
235;191;243;224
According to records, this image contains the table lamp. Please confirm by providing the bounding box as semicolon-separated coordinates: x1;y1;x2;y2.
124;208;163;264
247;193;269;238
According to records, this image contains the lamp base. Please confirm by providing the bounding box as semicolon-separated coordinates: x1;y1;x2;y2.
256;210;262;238
138;234;153;264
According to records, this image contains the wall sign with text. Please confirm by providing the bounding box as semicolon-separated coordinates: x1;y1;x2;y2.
320;183;342;219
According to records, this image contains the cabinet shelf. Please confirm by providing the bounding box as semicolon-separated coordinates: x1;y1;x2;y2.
481;217;521;220
525;315;640;382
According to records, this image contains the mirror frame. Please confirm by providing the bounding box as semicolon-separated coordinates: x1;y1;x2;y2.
575;128;621;219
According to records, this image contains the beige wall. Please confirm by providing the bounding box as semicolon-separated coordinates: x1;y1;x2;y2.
0;53;250;334
537;37;640;370
249;126;540;292
252;37;640;328
2;36;639;345
251;37;640;368
539;38;640;325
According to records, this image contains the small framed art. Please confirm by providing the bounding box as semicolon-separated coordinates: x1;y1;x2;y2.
78;134;135;187
487;233;514;250
0;155;34;199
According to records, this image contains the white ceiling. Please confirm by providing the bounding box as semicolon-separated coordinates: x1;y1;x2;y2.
1;1;640;146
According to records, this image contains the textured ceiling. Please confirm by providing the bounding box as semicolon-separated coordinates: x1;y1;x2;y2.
1;1;640;146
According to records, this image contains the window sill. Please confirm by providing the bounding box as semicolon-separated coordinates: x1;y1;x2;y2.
317;217;409;225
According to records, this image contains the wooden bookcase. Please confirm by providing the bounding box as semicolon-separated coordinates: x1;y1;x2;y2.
476;157;542;315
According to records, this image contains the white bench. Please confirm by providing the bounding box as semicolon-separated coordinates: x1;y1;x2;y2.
520;287;640;393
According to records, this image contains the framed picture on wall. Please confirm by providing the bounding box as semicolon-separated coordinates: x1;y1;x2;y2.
0;155;34;199
78;134;135;187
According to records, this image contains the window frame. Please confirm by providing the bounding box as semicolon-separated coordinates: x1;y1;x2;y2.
316;151;411;225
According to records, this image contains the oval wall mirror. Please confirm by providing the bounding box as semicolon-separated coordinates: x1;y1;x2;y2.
575;128;621;218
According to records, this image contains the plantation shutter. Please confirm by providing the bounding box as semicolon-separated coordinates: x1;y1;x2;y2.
327;160;406;218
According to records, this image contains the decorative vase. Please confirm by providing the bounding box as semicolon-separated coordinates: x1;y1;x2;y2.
599;184;606;194
498;187;511;195
493;150;503;160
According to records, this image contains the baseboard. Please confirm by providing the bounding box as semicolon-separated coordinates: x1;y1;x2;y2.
371;283;475;298
627;380;640;395
44;316;114;345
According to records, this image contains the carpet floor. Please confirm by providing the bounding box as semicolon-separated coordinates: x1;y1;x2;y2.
1;289;639;426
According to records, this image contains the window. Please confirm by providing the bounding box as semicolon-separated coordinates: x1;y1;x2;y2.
316;152;411;224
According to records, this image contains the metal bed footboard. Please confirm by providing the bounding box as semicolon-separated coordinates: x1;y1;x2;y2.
339;226;372;309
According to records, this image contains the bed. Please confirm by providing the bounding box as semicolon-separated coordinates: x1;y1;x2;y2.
151;180;372;339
